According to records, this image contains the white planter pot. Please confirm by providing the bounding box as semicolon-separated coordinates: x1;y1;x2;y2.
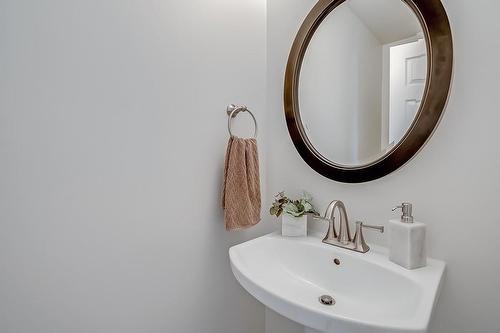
281;214;308;237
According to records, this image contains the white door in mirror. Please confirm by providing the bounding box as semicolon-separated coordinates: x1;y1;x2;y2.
389;38;427;144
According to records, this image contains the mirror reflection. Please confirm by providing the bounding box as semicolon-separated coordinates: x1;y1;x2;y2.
299;0;427;166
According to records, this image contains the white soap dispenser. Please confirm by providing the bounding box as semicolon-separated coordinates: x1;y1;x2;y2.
388;203;426;270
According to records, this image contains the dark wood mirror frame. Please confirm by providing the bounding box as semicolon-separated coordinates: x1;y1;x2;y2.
284;0;453;183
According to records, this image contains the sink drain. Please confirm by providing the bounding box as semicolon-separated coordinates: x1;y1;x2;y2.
319;295;335;306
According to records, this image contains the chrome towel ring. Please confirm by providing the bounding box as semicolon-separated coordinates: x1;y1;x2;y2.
227;104;258;139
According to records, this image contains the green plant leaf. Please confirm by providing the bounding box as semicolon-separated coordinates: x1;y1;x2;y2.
270;190;319;218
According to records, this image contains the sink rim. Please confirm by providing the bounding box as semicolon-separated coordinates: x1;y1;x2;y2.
229;233;446;333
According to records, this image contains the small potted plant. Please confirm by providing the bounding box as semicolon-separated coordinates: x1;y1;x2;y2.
270;191;319;237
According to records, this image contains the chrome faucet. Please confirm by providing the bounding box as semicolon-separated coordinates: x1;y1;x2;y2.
317;200;384;253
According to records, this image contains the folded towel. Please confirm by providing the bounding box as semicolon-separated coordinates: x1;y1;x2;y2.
222;136;261;230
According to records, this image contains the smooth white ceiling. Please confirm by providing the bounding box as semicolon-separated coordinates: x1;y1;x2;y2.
347;0;422;44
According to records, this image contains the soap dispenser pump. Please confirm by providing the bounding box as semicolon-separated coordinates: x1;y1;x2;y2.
393;203;414;223
388;203;427;269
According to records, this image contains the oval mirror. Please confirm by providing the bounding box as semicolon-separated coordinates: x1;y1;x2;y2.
284;0;453;183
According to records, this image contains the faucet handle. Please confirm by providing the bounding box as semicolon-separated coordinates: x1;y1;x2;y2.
312;215;330;222
352;221;384;253
313;215;338;241
360;223;384;233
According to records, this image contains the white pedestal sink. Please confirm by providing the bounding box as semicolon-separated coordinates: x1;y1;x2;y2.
229;233;445;333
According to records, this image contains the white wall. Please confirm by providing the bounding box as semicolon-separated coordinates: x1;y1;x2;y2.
267;0;500;332
0;1;272;332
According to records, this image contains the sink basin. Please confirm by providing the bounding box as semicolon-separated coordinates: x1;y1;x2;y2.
229;233;445;333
